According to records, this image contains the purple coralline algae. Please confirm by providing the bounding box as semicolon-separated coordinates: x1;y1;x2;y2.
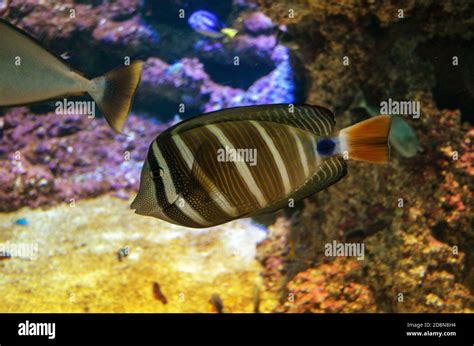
0;108;163;212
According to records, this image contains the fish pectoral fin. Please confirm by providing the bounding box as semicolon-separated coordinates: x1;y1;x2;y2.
189;144;224;203
190;163;220;205
190;143;251;217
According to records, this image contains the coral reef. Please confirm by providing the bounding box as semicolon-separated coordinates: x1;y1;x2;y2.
257;0;474;118
135;44;294;117
258;94;473;313
0;0;472;314
276;259;377;313
0;108;162;212
0;0;295;211
254;0;473;313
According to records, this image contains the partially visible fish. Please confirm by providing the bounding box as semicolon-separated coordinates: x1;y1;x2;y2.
117;246;129;262
60;51;71;60
188;10;238;39
344;223;386;242
0;251;11;261
253;285;261;313
152;282;168;304
210;293;224;313
351;92;421;158
132;104;392;228
0;0;10;16
0;19;144;133
389;115;422;158
0;117;4;140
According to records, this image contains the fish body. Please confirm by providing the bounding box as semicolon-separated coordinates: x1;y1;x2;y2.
152;282;168;304
253;284;261;313
0;0;10;15
132;104;391;228
0;252;11;261
210;293;224;313
389;115;422;158
351;92;421;158
0;19;144;133
117;247;129;262
188;10;238;39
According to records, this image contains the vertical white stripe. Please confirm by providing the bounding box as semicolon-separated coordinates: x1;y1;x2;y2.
250;121;292;195
332;159;342;178
321;163;328;180
295;114;314;133
152;141;177;203
326;159;335;178
175;196;211;226
310;107;332;133
153;141;209;227
311;136;322;167
303;108;324;133
171;134;239;217
289;127;310;178
206;124;267;208
338;132;349;156
172;134;194;168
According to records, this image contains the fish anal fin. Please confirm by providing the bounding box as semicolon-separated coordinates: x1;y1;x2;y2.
250;156;347;217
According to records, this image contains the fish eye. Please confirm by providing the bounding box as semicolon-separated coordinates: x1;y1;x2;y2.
150;168;164;179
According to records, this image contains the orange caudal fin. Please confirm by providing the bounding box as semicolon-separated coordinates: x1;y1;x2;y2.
337;115;392;163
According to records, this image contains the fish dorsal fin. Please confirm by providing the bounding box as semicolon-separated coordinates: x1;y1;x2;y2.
250;156;347;217
168;104;336;137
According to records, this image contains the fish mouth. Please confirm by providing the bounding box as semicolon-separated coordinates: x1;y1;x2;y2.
130;195;144;215
131;203;149;217
130;192;165;217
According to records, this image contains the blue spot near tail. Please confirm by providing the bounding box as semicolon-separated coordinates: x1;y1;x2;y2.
317;139;336;156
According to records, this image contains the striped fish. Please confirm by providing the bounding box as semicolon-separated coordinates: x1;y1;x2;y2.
132;104;391;228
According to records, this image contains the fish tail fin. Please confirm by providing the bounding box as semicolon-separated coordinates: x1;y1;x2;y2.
89;61;144;134
221;28;238;38
337;115;392;163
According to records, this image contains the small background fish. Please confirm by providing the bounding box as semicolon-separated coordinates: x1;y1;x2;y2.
188;10;238;38
152;282;168;304
210;293;224;313
350;92;422;158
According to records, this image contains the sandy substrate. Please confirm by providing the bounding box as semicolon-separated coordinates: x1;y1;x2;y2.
0;194;278;312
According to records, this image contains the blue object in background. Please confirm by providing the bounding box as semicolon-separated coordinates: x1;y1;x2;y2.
14;218;29;226
188;10;237;38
